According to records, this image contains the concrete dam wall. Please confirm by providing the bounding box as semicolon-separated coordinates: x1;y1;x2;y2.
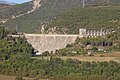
25;34;78;53
24;29;110;53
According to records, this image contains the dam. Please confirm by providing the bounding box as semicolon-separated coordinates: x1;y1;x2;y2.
24;29;110;53
25;34;78;53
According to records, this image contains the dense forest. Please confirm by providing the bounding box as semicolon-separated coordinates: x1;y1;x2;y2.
1;56;120;80
0;27;33;61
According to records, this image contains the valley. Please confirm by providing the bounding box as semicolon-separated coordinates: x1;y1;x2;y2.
0;0;120;80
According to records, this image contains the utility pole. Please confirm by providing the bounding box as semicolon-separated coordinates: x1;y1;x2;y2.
16;25;18;33
82;0;88;8
82;0;85;8
16;25;18;32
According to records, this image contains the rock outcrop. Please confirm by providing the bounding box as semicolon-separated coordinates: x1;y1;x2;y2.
31;0;42;12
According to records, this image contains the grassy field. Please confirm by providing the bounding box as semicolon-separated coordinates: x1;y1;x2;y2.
0;75;34;80
0;75;48;80
32;52;120;63
32;56;117;62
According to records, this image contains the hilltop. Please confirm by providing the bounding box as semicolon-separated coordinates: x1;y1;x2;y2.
0;0;17;5
0;3;11;9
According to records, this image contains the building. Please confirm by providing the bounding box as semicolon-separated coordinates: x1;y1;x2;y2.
79;29;110;38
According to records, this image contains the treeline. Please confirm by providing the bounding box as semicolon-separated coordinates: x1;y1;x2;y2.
1;57;120;80
0;27;7;39
0;38;33;61
0;27;33;61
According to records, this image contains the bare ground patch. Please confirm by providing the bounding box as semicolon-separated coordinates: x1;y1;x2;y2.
32;56;119;63
0;75;33;80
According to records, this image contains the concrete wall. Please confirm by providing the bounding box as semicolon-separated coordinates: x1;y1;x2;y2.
24;29;110;53
25;34;78;53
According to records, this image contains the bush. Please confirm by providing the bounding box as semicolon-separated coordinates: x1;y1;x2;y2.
42;51;50;56
15;76;24;80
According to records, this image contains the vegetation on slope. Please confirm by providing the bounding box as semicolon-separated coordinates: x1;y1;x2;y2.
0;4;11;9
48;6;120;34
0;1;32;19
0;0;120;33
0;27;33;62
0;0;83;33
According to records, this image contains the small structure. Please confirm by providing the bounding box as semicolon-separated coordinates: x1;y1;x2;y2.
79;29;87;38
80;29;111;38
35;51;42;56
33;49;43;56
87;50;94;56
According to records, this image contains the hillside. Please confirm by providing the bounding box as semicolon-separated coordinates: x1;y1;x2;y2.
0;0;84;33
0;4;11;9
0;2;32;20
48;6;120;34
0;0;17;5
0;0;120;33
